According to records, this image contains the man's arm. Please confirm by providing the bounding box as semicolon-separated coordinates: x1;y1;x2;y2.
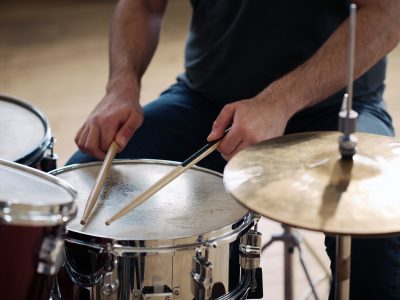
75;0;168;159
268;0;400;117
209;0;400;160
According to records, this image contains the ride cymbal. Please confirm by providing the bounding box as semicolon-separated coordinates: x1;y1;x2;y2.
224;131;400;236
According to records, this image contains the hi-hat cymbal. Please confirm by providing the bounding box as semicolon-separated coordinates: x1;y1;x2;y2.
224;131;400;236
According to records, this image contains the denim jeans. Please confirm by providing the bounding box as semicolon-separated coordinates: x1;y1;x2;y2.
67;80;400;299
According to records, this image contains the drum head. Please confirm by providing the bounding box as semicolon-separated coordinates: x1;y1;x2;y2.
52;160;249;245
0;95;50;164
0;159;77;226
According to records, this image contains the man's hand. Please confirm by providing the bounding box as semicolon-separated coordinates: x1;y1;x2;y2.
207;92;291;161
75;89;143;160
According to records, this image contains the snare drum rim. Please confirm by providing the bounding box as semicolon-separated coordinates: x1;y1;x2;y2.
0;94;52;165
0;159;77;226
64;212;255;254
51;159;253;252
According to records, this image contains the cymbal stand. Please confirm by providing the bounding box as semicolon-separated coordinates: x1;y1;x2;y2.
335;4;358;300
335;235;351;300
261;224;330;300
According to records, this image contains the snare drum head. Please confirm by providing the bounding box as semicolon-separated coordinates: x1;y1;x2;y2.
0;159;77;226
0;95;49;164
53;160;249;244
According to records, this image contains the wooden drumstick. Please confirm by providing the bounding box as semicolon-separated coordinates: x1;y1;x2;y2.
105;128;230;226
80;141;119;225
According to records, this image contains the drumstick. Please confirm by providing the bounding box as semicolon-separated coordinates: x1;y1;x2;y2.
105;127;231;226
80;141;119;225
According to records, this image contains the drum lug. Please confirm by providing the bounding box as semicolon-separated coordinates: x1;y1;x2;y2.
105;244;118;271
40;137;58;172
101;272;120;296
37;236;64;275
239;229;263;298
191;244;214;300
239;229;262;270
101;250;119;295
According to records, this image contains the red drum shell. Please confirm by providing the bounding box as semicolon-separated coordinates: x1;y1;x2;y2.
0;225;60;300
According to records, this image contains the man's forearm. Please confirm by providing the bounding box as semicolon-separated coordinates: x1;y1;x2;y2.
263;0;400;119
106;0;168;94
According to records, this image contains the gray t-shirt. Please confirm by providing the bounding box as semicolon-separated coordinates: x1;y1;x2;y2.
179;0;385;105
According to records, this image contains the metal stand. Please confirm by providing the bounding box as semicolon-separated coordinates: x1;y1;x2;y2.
262;224;331;300
335;5;357;300
334;235;351;300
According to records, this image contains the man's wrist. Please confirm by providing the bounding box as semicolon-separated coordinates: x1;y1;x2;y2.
106;71;140;99
259;79;298;122
107;68;139;90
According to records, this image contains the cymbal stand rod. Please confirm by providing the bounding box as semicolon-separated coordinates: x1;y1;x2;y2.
346;4;356;113
335;235;351;300
339;4;358;159
284;227;294;300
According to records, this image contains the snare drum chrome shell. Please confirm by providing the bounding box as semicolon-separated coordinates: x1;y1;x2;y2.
52;160;257;300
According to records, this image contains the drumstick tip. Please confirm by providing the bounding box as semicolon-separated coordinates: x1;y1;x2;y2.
80;219;86;225
105;220;111;226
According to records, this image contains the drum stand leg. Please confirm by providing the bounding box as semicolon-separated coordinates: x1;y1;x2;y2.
262;224;330;300
334;235;351;300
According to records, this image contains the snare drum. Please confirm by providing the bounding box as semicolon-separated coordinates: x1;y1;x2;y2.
51;160;262;299
0;159;77;300
0;94;56;171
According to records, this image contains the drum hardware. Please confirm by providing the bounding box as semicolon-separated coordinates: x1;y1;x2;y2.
101;272;120;296
238;225;263;300
261;224;330;300
192;229;264;300
37;235;65;275
191;243;215;299
41;137;59;172
100;245;120;296
334;5;357;299
338;94;357;160
213;224;263;300
239;228;262;270
51;279;63;300
64;241;115;287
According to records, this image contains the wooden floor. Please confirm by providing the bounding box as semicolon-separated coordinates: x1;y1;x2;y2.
1;1;399;299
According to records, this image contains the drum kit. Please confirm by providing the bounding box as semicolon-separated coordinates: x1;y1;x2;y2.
2;4;400;300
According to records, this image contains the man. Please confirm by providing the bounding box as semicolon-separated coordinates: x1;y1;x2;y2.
68;0;400;299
